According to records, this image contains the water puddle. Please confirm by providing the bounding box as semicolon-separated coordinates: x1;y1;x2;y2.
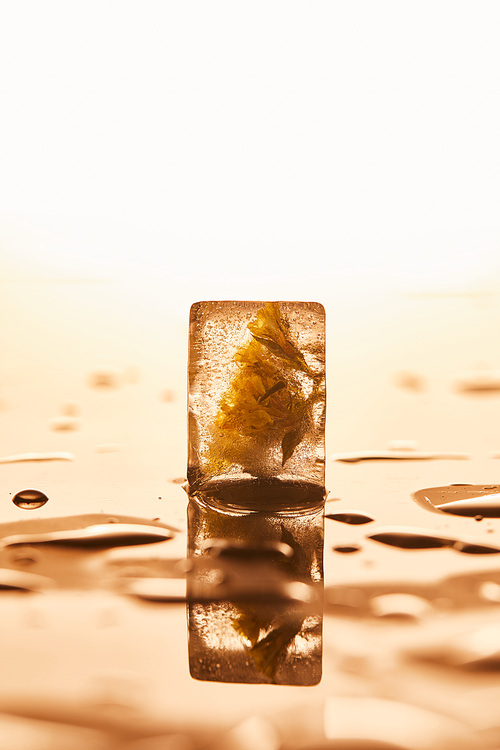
1;523;175;549
368;528;453;549
0;452;74;464
8;546;40;566
49;415;80;431
413;484;500;516
87;366;121;388
331;450;469;463
333;545;361;554
0;568;53;592
367;526;500;554
453;541;500;555
453;370;500;394
12;489;49;510
325;511;374;525
0;513;179;537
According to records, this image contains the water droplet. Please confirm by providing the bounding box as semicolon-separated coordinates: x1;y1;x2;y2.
2;523;174;549
332;450;468;463
169;477;187;485
0;568;52;591
475;515;484;522
9;546;40;566
0;452;74;464
333;545;360;554
12;489;49;510
452;540;500;555
413;484;500;517
161;389;176;402
49;415;80;431
325;511;374;525
368;529;452;550
437;493;500;517
88;366;121;389
454;370;500;395
95;443;123;453
370;593;431;620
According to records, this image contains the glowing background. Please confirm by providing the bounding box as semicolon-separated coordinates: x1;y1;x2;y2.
1;1;500;295
2;4;500;743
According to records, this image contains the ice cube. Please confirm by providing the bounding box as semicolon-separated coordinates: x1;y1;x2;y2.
187;301;326;511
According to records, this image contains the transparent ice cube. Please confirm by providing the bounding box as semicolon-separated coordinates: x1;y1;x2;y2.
187;301;326;512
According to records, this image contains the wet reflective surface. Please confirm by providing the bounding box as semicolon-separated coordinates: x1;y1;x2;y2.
4;275;500;747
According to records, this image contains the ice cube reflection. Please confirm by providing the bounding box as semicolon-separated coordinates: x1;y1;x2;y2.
186;495;323;685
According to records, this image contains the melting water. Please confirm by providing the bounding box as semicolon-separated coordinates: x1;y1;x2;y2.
9;547;40;566
368;529;452;549
1;523;174;549
0;568;53;592
331;450;469;463
0;452;74;464
333;545;361;554
453;541;500;555
87;365;121;388
367;527;500;555
413;484;500;517
453;370;500;394
49;415;80;431
12;489;49;510
325;511;374;525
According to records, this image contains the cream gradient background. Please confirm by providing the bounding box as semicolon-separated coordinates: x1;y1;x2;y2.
2;1;500;458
